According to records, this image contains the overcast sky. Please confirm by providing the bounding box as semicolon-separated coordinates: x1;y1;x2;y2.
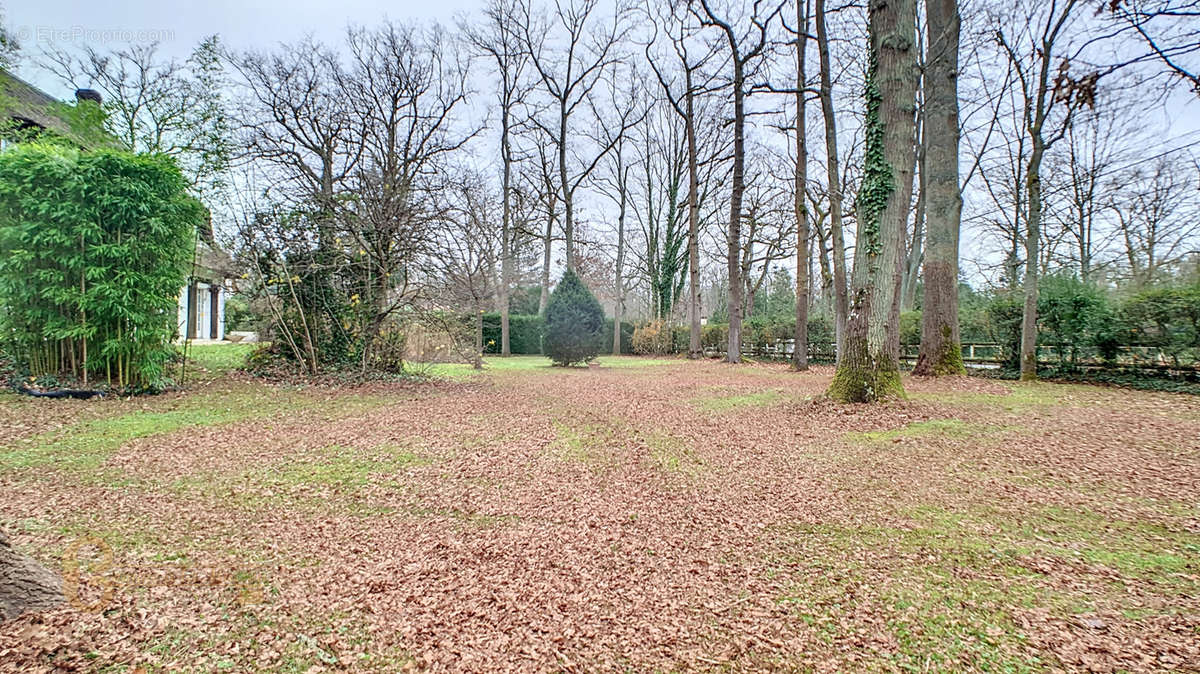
7;0;476;95
7;0;1198;288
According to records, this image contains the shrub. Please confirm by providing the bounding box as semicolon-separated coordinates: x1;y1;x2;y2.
697;316;836;359
631;319;675;355
1037;274;1113;366
672;325;690;352
900;310;922;346
542;270;605;366
0;144;199;390
744;316;790;349
701;323;727;351
807;314;835;346
1118;284;1200;366
983;294;1024;370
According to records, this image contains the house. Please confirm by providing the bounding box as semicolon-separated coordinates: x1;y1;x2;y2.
2;68;236;343
178;240;236;342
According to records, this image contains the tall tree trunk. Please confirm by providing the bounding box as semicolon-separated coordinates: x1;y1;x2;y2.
539;213;553;315
793;0;811;371
474;302;484;370
726;59;747;364
559;105;575;271
812;201;833;319
613;170;627;356
686;70;703;359
1020;141;1044;380
500;107;513;356
827;0;918;402
815;0;849;361
913;0;965;377
901;121;925;311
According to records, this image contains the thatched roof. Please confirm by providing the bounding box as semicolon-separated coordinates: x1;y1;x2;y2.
193;240;236;282
0;69;73;137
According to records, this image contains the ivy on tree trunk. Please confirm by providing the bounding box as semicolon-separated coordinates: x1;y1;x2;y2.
827;0;919;403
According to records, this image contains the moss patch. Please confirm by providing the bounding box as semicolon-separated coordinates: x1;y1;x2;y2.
827;362;905;403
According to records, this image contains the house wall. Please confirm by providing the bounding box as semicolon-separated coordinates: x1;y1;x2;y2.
215;285;226;340
176;280;227;341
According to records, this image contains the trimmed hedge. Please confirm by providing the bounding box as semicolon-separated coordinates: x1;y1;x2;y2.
482;313;545;354
604;318;635;355
481;313;634;355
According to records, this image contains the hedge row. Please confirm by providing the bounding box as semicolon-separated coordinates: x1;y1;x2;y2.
480;313;634;355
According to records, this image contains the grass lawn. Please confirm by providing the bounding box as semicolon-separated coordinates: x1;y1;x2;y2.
1;356;1197;671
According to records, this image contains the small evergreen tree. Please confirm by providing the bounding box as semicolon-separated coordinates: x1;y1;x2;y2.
543;269;604;366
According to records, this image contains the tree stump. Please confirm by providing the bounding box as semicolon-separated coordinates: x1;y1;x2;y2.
0;528;63;620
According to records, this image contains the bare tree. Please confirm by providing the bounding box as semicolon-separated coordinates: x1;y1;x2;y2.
520;0;631;271
1109;154;1200;285
996;0;1094;380
435;174;501;369
462;0;532;356
340;22;476;366
42;37;233;195
1104;0;1200;94
694;0;785;364
590;68;643;354
645;1;720;358
789;0;812;370
231;38;361;246
814;0;850;359
631;102;689;322
1043;106;1129;281
521;134;564;313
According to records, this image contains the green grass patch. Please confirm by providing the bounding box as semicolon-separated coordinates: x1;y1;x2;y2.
551;419;619;465
775;498;1200;669
845;418;987;444
168;441;431;515
591;356;683;369
185;343;257;377
644;430;703;476
420;355;680;379
0;385;393;475
268;445;424;490
693;389;785;412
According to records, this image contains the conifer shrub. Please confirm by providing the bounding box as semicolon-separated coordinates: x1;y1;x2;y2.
542;270;604;366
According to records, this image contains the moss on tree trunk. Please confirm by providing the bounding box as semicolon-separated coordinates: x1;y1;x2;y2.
826;0;917;403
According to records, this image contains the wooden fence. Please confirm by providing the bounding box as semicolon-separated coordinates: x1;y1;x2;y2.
703;340;1200;372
